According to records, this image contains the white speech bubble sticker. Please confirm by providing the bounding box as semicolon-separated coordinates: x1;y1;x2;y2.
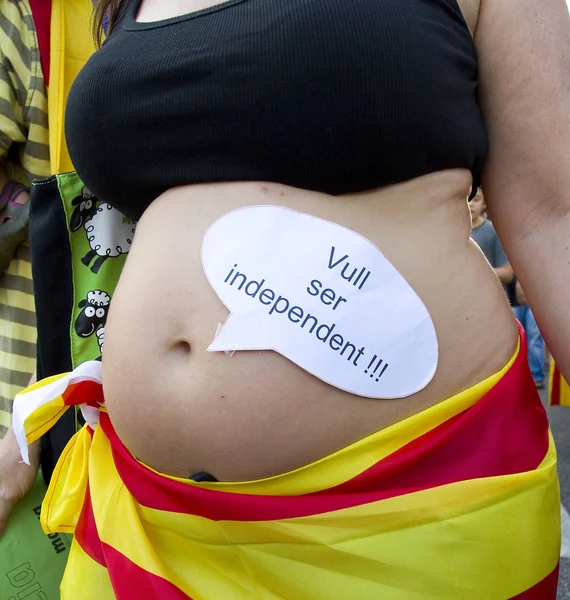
201;206;438;399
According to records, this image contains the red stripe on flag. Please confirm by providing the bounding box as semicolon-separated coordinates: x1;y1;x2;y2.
101;326;549;522
71;447;558;600
75;487;193;599
551;365;561;406
62;380;104;407
314;327;547;496
75;487;106;567
103;544;192;600
510;563;559;599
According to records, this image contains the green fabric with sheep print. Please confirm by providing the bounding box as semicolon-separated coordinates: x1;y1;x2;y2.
29;171;136;482
57;173;135;368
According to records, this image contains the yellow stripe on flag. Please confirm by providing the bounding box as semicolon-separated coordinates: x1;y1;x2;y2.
79;422;559;600
14;373;71;447
60;538;115;600
42;428;90;535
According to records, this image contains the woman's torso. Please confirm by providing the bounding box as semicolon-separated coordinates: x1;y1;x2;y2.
102;172;517;481
76;0;518;481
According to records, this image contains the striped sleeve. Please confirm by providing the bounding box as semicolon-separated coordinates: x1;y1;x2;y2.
0;46;27;153
0;243;36;437
0;1;50;436
0;1;97;437
0;0;50;185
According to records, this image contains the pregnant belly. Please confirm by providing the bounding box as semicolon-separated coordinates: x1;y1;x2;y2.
102;169;517;480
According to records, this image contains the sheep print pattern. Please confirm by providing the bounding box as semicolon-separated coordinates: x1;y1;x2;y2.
59;174;135;365
12;323;561;599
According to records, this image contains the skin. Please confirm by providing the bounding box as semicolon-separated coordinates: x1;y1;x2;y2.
475;0;570;382
2;0;570;525
469;190;514;284
103;172;517;480
135;0;233;20
0;373;37;536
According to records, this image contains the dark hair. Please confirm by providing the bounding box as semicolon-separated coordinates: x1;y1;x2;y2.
92;0;129;46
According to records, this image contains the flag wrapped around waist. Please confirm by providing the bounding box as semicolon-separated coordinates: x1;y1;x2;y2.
12;327;561;599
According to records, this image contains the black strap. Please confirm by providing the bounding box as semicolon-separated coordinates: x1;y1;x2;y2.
29;177;75;483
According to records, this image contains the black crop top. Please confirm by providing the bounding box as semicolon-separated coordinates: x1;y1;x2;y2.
65;0;488;221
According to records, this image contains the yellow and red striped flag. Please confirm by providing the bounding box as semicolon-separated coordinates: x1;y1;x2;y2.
549;360;570;407
13;326;561;599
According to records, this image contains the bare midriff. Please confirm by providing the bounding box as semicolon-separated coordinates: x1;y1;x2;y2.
102;169;518;481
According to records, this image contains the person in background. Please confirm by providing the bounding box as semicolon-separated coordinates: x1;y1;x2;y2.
0;0;50;438
513;280;546;388
469;189;514;287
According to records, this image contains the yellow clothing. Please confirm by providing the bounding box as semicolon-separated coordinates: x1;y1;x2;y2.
48;0;96;174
